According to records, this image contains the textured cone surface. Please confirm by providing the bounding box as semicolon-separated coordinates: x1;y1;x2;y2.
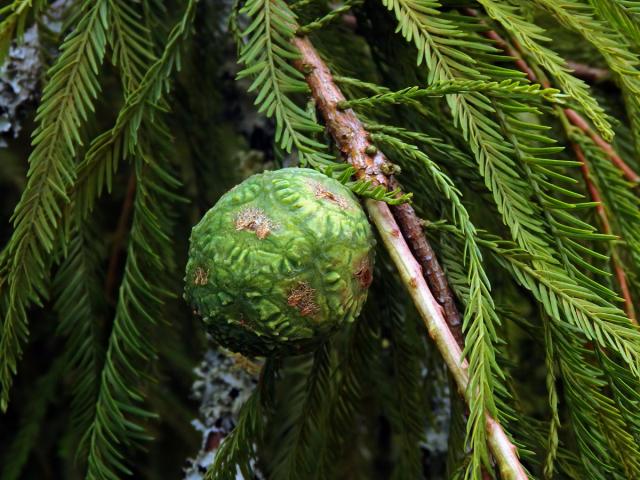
184;168;375;356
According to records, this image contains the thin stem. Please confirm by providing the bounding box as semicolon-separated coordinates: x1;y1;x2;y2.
292;35;527;480
104;173;136;303
367;200;526;480
566;61;611;84
563;109;640;183
388;179;464;348
571;143;636;323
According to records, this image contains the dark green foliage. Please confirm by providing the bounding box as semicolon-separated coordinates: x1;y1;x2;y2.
2;0;640;479
1;0;109;412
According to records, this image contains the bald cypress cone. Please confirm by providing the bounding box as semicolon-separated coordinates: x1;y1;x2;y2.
184;168;375;356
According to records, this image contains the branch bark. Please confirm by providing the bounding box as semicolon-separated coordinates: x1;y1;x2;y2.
292;35;527;479
104;172;136;303
388;180;464;348
290;36;464;347
563;108;640;183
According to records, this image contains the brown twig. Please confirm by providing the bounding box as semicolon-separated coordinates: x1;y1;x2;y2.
104;173;136;302
292;33;465;346
388;177;464;348
563;109;640;183
571;144;636;323
292;35;527;479
566;61;611;85
466;9;638;323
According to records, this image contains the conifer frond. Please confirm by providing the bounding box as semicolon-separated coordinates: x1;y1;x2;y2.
381;0;491;82
498;104;618;303
270;343;331;479
436;223;640;476
617;0;640;11
320;163;412;204
84;129;179;480
109;0;156;92
596;348;640;449
382;275;427;480
541;315;560;479
551;321;640;478
482;237;640;378
365;122;474;171
53;224;104;449
0;0;109;412
591;0;640;50
334;75;391;95
532;0;640;146
236;0;332;167
383;0;552;267
74;0;196;219
298;1;361;34
576;134;640;284
348;179;411;204
475;0;613;140
438;237;560;474
339;79;562;110
312;312;379;479
431;223;640;379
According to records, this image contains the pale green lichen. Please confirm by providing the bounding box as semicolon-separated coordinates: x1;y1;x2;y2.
184;168;375;356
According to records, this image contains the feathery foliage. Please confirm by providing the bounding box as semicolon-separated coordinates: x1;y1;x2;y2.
0;0;108;411
338;79;562;110
74;0;197;219
3;0;640;478
53;223;104;446
269;344;331;479
236;0;332;166
83;135;180;480
476;0;613;139
532;0;640;147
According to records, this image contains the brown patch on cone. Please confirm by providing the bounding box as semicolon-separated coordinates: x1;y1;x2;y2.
310;181;349;209
354;257;373;289
194;267;209;286
288;282;319;316
235;207;274;239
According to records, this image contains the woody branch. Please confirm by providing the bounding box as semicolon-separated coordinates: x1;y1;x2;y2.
292;35;527;480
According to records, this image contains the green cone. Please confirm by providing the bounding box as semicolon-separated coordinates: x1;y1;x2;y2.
184;168;375;356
